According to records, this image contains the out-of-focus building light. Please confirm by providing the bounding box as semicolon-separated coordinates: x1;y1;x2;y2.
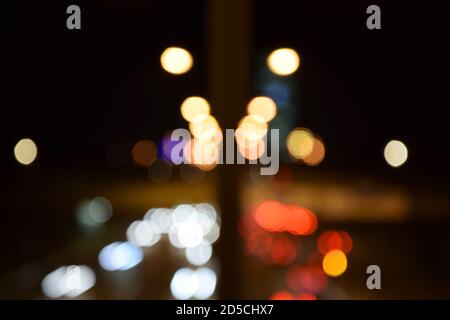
287;206;318;235
168;226;184;248
170;267;217;300
195;203;218;232
76;197;113;228
171;204;196;226
247;96;277;122
181;97;211;123
132;139;157;167
98;242;143;271
318;231;342;254
144;208;172;234
193;267;217;299
317;230;353;255
286;128;314;160
303;137;325;166
339;231;353;254
267;48;300;76
384;140;408;167
196;203;218;218
41;265;95;298
270;236;297;265
177;222;204;248
171;268;198;300
254;200;288;232
253;201;317;235
322;250;347;277
185;241;212;266
14;138;38;165
127;220;161;247
160;47;193;75
166;204;220;249
203;222;220;244
235;115;268;149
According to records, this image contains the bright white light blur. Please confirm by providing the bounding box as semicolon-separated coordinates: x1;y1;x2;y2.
160;47;193;75
127;220;161;247
171;268;199;300
158;203;220;249
42;267;66;298
172;204;196;227
144;208;172;234
170;267;217;300
384;140;408;167
41;265;95;298
177;222;204;248
267;48;300;76
98;242;143;271
193;267;217;299
194;213;215;234
14;138;38;165
185;241;212;266
195;203;217;218
168;226;184;248
195;203;218;231
170;205;209;248
204;222;220;244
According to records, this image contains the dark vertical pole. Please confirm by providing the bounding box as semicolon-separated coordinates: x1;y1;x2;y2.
207;0;252;299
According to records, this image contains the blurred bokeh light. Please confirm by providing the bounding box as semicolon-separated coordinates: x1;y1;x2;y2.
160;47;193;75
247;96;277;122
267;48;300;76
132;140;157;167
384;140;408;168
287;128;314;160
181;96;211;123
322;250;347;277
14;138;38;165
